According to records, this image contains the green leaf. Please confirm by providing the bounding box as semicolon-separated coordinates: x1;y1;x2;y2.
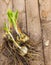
15;10;18;21
4;22;9;33
7;10;13;24
7;10;18;23
7;9;19;35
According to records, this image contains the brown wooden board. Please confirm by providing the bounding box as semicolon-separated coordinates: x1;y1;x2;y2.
26;0;44;65
42;22;51;65
0;0;13;65
0;0;50;65
26;0;41;43
0;0;12;49
39;0;51;65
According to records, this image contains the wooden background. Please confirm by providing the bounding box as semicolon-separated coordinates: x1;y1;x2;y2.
0;0;51;65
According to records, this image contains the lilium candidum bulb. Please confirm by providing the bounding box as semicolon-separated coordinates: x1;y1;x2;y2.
3;10;29;56
3;10;35;65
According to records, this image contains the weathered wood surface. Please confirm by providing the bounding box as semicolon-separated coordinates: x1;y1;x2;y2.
39;0;51;65
0;0;51;65
0;0;13;65
26;0;44;65
0;0;12;49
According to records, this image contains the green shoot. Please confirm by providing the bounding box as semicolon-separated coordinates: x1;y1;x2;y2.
3;10;29;56
7;10;20;36
7;10;29;42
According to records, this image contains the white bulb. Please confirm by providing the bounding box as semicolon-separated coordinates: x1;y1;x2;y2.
20;46;28;56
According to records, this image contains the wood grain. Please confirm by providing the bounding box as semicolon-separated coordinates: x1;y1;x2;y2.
1;0;51;65
0;0;12;49
26;0;44;65
26;0;41;44
39;0;51;65
39;0;51;23
0;0;13;65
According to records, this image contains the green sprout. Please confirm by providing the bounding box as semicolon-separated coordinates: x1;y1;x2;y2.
7;10;29;42
7;10;20;36
3;10;30;56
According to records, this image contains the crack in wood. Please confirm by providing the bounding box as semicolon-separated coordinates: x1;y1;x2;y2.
38;0;46;65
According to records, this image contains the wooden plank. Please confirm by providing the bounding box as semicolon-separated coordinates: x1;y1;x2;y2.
0;0;12;49
42;22;51;65
26;0;41;44
39;0;51;65
39;0;51;23
0;0;13;65
26;0;44;65
13;0;26;33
